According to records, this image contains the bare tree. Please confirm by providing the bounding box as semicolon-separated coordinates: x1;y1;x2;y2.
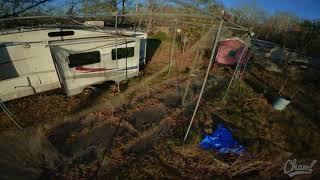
230;5;267;29
120;0;131;24
270;12;298;33
66;0;78;17
146;0;169;12
0;0;51;18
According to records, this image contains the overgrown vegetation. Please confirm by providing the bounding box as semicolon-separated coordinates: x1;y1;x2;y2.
2;0;318;57
1;0;320;179
230;6;320;56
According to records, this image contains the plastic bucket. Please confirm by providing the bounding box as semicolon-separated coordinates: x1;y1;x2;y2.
271;95;291;110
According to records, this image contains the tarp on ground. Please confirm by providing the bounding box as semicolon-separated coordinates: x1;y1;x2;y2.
200;123;245;155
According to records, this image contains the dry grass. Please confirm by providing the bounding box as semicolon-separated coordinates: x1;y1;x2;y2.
1;29;320;179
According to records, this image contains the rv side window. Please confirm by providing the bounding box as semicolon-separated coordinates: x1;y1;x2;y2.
112;47;134;60
68;51;101;68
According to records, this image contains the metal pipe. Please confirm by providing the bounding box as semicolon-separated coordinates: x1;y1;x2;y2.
0;16;51;21
125;38;128;79
223;43;248;100
115;5;119;83
239;50;251;79
182;25;205;105
0;99;22;129
117;13;216;19
137;14;143;30
183;19;223;142
135;0;139;14
0;14;250;34
168;20;178;75
278;76;289;95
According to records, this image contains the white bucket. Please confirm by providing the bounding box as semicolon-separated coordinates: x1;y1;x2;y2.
271;96;291;110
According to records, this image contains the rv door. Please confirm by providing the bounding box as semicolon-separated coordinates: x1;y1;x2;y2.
110;38;139;81
50;37;140;96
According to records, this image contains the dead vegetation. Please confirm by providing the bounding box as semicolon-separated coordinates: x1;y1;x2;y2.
0;28;320;179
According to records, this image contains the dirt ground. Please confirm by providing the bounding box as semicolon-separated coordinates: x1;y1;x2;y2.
0;31;320;179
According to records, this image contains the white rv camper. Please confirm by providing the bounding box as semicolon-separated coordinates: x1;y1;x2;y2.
0;26;147;102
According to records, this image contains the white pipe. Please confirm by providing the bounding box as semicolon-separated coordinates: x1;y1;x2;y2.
183;19;223;142
223;43;248;100
135;0;139;14
115;5;119;82
0;99;22;129
182;25;205;105
168;20;178;75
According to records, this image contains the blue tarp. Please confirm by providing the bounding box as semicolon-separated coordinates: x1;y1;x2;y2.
200;124;245;155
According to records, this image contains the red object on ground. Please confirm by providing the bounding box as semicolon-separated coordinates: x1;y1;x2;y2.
75;66;111;73
215;38;250;65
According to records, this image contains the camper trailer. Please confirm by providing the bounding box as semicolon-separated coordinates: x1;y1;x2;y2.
0;26;147;102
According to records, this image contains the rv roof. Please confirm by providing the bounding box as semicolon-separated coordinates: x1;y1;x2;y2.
0;26;146;43
0;25;145;35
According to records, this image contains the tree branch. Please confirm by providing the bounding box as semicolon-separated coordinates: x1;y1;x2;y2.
1;0;49;18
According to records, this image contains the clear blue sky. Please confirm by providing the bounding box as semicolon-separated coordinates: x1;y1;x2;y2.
222;0;320;20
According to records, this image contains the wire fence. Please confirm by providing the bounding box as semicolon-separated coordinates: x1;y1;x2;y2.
0;4;253;139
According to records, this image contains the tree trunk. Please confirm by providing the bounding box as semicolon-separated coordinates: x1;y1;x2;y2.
121;0;125;24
